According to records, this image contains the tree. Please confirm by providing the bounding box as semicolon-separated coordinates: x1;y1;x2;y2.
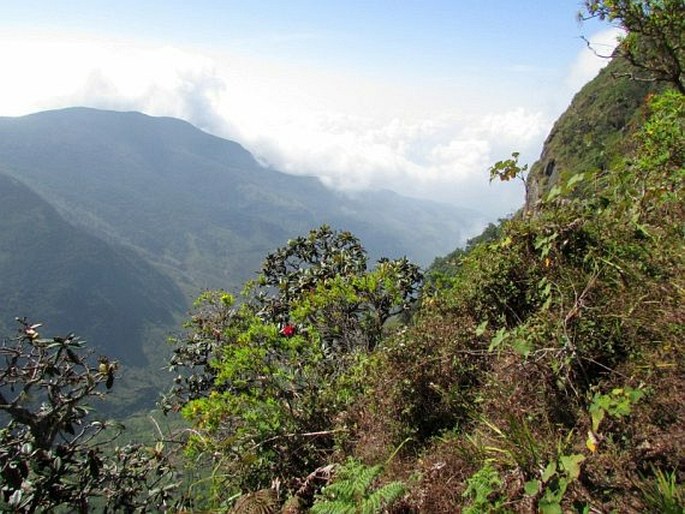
165;226;422;493
165;226;422;407
0;318;180;512
581;0;685;93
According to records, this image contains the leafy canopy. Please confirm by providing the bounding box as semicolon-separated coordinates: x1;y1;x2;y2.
581;0;685;92
166;225;422;492
0;319;180;513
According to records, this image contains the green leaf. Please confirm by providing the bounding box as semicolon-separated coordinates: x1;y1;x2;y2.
539;501;563;514
628;387;647;402
591;408;605;432
542;461;557;482
559;453;585;480
524;479;540;496
546;185;562;201
566;172;585;188
512;336;532;357
488;328;508;352
475;320;488;336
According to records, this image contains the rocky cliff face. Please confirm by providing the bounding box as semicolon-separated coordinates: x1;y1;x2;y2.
525;56;656;211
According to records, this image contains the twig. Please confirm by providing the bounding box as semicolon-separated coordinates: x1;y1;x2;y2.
249;428;348;452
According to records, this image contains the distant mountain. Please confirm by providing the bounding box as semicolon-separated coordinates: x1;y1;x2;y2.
0;172;186;365
0;108;483;416
0;108;482;297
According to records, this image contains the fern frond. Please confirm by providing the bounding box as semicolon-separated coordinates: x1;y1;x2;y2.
322;460;382;501
310;499;356;514
322;480;354;502
348;463;383;498
312;459;405;514
360;481;405;514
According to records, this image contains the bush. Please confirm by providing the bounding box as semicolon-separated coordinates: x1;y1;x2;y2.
0;318;180;512
166;226;422;493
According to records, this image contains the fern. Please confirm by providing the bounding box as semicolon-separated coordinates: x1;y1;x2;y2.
310;499;356;514
311;460;405;514
326;462;382;501
360;481;406;514
462;461;505;514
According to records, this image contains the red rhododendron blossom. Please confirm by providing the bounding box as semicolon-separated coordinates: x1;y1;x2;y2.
280;323;296;337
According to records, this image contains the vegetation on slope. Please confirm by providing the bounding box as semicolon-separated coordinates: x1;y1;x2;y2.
525;56;656;209
0;319;182;512
581;0;684;93
0;172;186;365
527;0;684;208
368;88;683;513
164;226;422;501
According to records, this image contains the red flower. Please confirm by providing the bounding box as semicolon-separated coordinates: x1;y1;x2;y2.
280;323;296;337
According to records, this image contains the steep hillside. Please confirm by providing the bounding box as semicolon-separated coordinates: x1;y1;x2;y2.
0;172;186;365
0;108;481;296
525;56;657;210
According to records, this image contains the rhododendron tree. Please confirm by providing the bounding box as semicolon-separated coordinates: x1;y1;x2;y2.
165;225;422;492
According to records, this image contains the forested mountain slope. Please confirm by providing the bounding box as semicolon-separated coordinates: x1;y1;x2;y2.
0;108;480;296
1;3;682;511
0;107;480;417
0;172;186;364
525;56;657;209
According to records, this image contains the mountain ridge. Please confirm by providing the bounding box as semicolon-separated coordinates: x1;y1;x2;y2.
0;107;483;375
524;56;657;210
0;107;483;297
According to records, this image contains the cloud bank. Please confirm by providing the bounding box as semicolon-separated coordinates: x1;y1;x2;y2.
0;31;616;218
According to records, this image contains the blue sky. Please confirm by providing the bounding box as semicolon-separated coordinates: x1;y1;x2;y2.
0;1;618;218
3;1;603;76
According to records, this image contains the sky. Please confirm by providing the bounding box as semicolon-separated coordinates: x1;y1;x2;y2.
0;1;621;219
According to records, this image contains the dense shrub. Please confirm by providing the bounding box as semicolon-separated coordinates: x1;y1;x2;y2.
0;319;181;512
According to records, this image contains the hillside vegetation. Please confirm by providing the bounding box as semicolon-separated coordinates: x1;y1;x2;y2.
0;172;186;365
525;57;656;209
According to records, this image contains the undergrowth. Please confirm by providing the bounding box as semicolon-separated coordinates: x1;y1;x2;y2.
335;89;684;512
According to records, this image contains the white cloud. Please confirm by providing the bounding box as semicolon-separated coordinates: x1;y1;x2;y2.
236;107;546;214
0;31;578;218
0;34;228;131
475;108;548;145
